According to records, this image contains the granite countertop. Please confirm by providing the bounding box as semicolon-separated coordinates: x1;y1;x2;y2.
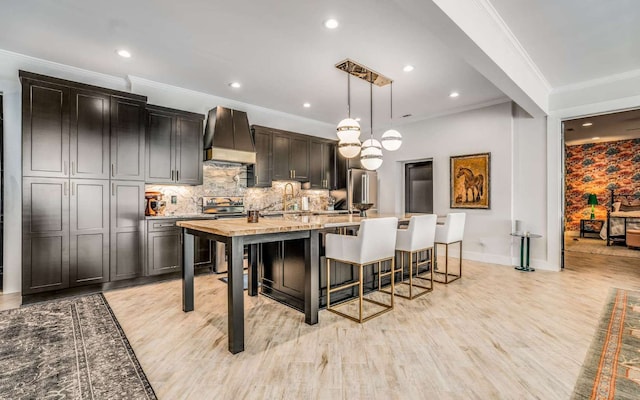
176;212;423;237
145;214;219;220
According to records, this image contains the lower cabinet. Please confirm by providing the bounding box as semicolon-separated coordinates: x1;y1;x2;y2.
260;239;306;310
110;181;145;281
145;219;214;276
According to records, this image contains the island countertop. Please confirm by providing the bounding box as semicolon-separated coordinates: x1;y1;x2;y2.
176;212;425;237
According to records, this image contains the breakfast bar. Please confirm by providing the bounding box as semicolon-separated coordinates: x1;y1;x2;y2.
177;213;421;354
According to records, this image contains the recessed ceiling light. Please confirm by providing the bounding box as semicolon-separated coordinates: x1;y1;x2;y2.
582;122;593;127
355;117;361;122
592;137;600;140
116;49;131;58
324;19;339;29
449;92;460;98
303;102;311;108
403;65;414;72
229;82;241;89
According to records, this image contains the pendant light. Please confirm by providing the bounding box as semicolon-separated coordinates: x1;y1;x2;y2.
337;72;361;158
360;81;383;171
381;81;402;151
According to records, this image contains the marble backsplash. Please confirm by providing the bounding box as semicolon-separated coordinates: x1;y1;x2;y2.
147;161;329;215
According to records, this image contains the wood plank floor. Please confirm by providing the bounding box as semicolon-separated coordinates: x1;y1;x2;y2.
99;253;640;399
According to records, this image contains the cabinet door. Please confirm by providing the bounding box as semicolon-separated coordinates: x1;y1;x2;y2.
194;237;212;266
280;240;305;298
175;116;203;185
252;128;272;187
70;90;110;179
22;79;70;178
146;108;175;183
110;180;144;280
309;139;324;188
334;145;348;190
22;177;69;294
69;179;109;286
272;133;291;180
147;229;182;275
111;97;146;181
289;136;309;181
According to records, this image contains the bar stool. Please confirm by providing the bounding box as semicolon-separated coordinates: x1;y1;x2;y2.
381;215;437;299
325;217;398;323
434;213;466;284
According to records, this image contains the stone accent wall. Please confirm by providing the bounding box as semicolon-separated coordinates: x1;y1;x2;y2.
147;161;329;215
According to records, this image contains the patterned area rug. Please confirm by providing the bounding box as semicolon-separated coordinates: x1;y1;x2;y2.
565;237;640;259
572;288;640;399
0;293;156;399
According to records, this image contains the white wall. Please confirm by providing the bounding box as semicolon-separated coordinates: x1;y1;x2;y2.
0;50;333;294
378;102;514;266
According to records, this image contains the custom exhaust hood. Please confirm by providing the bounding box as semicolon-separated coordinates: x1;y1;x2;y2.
203;106;256;164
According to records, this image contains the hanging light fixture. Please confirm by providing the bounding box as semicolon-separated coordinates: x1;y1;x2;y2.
337;72;361;157
381;81;402;151
360;81;383;171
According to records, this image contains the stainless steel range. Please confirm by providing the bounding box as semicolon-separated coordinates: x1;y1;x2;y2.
202;196;248;273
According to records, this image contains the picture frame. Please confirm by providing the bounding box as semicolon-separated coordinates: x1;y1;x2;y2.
450;152;491;209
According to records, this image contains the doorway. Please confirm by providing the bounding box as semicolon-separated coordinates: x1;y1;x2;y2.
404;160;433;213
562;108;640;268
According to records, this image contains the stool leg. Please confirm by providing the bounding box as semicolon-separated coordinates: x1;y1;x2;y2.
326;258;331;310
459;241;463;278
408;251;413;299
359;264;364;322
430;248;434;287
390;258;395;308
445;243;449;284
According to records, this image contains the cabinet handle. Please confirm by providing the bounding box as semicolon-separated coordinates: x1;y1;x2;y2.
64;181;68;196
176;170;179;182
71;161;75;176
111;164;115;178
63;161;68;176
112;182;115;196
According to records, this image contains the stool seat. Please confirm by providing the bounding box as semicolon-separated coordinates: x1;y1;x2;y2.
434;213;466;284
325;217;398;323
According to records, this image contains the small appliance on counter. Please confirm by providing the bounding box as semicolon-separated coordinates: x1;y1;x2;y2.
145;191;166;216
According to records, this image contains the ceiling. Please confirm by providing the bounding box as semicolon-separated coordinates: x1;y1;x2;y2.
564;108;640;145
0;0;508;129
489;0;640;87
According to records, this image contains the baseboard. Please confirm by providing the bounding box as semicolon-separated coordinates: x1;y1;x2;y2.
454;251;561;272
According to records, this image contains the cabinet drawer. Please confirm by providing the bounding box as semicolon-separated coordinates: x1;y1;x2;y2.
147;219;180;232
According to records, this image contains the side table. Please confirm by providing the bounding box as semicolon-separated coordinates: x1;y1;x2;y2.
580;219;604;238
511;232;542;272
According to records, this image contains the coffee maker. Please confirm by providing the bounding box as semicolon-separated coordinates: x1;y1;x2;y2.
145;191;166;216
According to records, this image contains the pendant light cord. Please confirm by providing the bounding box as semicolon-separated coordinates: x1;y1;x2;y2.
347;72;351;118
370;81;373;139
390;81;393;120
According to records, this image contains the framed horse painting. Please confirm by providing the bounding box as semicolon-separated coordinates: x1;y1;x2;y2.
450;152;490;209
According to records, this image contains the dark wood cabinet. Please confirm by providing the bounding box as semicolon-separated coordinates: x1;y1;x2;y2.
111;97;146;181
110;180;144;281
69;179;109;286
194;237;213;267
22;177;70;294
146;105;204;185
309;140;333;189
271;131;309;182
289;136;309;181
272;132;291;180
146;220;182;276
22;79;70;178
250;127;272;187
334;145;348;190
260;239;305;310
70;90;110;179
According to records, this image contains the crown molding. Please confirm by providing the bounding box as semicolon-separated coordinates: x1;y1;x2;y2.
474;0;552;92
551;68;640;94
0;48;128;91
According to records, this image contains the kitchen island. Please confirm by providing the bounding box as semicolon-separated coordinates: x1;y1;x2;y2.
177;213;421;354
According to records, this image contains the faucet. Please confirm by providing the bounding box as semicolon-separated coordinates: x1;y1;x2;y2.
283;183;294;211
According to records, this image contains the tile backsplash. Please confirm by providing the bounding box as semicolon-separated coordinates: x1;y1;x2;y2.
146;161;329;215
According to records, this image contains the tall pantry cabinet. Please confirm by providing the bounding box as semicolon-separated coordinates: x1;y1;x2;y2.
21;71;146;294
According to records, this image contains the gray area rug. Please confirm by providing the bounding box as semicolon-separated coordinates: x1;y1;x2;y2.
0;293;156;399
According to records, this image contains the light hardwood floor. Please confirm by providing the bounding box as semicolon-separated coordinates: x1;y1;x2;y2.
99;252;640;399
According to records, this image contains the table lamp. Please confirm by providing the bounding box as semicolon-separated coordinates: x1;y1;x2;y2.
587;193;598;219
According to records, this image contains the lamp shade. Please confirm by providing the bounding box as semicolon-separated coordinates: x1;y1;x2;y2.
336;118;361;141
360;139;383;170
338;137;361;158
381;129;402;151
587;194;598;205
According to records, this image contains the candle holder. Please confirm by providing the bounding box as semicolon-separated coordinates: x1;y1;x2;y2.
352;203;373;217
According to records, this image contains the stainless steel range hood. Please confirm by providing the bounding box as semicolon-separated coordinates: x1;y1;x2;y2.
203;106;256;164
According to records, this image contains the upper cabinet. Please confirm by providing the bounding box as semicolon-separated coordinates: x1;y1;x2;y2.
251;126;272;187
309;139;333;189
145;105;204;185
20;71;147;181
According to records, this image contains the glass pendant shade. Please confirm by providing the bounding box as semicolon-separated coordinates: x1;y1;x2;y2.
336;118;361;141
338;137;361;158
360;139;383;170
381;129;402;151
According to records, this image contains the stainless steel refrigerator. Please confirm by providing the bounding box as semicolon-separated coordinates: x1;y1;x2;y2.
347;169;378;212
